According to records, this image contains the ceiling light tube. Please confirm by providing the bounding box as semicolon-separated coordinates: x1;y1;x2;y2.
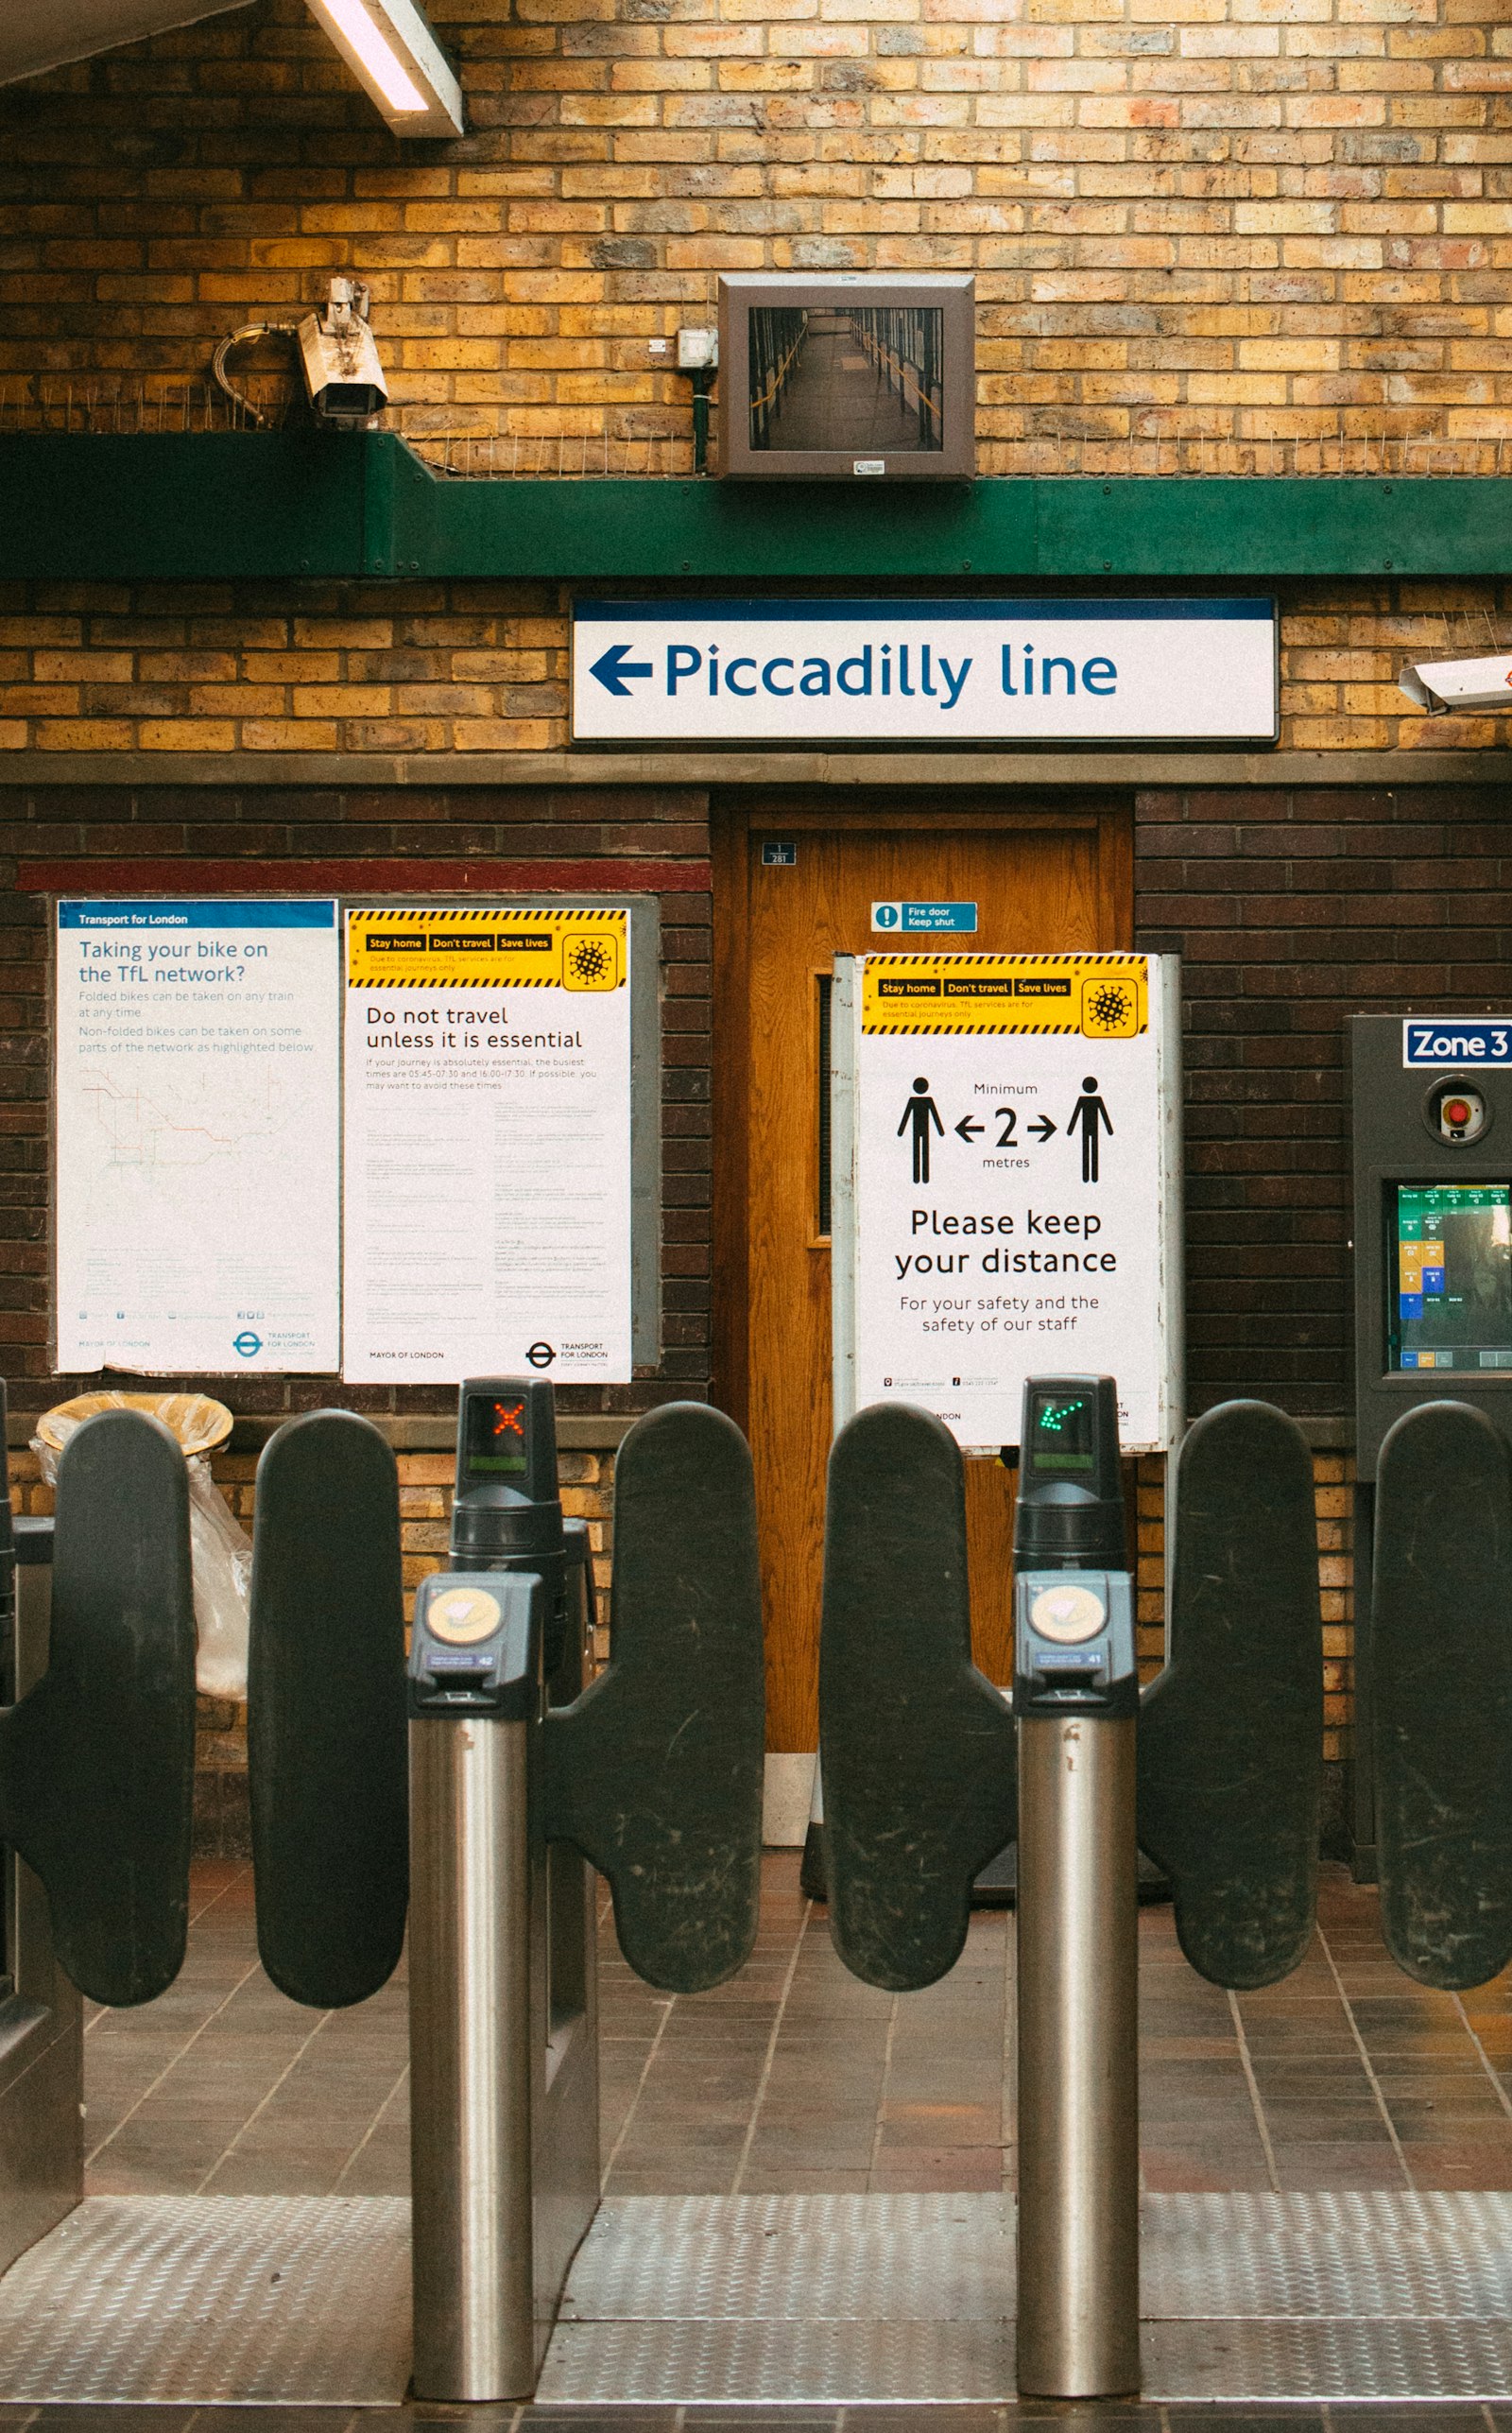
305;0;464;137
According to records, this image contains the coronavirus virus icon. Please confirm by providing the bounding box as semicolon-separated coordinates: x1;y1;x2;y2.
1090;983;1130;1028
563;933;618;990
1080;973;1141;1038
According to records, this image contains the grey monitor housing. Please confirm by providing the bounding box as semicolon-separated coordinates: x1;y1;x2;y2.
1351;1012;1512;1478
716;273;975;481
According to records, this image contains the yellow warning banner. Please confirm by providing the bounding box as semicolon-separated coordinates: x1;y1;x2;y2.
347;906;626;990
862;951;1147;1037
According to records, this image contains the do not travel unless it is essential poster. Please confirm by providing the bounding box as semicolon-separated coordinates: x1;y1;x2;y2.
340;906;634;1385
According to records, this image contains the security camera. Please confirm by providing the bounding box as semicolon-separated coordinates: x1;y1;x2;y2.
1399;653;1512;715
298;281;388;427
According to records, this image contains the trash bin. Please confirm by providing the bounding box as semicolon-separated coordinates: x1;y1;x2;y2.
33;1392;250;1697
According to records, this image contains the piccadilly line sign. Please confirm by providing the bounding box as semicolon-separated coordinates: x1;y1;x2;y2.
572;597;1279;745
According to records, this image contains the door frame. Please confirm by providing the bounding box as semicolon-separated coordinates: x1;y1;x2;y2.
710;790;1135;1425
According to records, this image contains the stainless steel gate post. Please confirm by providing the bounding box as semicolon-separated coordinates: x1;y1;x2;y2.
406;1381;600;2406
408;1709;534;2401
1010;1375;1141;2400
1015;1712;1138;2397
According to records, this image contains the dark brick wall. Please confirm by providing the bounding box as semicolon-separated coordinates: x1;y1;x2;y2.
0;781;713;1416
1137;785;1512;1418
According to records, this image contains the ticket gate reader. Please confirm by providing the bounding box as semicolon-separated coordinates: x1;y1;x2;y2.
405;1377;599;2403
819;1379;1324;2398
1011;1378;1139;2400
250;1379;764;2400
0;1379;764;2408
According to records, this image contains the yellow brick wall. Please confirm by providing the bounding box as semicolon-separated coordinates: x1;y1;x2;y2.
2;0;1511;457
1134;1445;1353;1764
2;575;1509;751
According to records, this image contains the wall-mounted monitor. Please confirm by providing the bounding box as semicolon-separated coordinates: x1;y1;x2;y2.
716;273;975;482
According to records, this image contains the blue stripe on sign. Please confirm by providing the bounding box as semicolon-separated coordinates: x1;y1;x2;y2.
59;900;336;929
573;596;1275;625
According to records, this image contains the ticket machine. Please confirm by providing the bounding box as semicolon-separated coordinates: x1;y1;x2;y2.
1351;1014;1512;1476
1349;1013;1512;1866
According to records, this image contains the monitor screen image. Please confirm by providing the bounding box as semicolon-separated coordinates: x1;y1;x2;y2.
717;274;974;479
747;306;945;456
1387;1182;1512;1374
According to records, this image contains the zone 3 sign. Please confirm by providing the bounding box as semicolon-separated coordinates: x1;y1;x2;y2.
1403;1020;1512;1067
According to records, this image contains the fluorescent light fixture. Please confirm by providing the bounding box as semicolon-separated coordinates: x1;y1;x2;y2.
306;0;464;136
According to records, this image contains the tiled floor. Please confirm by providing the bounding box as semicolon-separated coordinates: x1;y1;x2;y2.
45;1854;1512;2430
84;1856;1512;2206
83;1862;411;2200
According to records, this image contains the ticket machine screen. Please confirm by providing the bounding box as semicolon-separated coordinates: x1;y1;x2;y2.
1388;1182;1512;1374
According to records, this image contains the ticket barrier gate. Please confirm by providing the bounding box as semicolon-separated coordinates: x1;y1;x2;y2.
1370;1396;1512;1992
0;1384;765;2405
0;1381;87;2281
819;1379;1324;2398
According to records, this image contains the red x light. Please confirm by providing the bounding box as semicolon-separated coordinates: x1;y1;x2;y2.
492;1400;525;1440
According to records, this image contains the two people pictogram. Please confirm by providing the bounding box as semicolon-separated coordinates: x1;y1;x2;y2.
899;1074;1112;1184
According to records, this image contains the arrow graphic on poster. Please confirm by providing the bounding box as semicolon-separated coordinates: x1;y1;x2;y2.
590;644;653;697
1029;1113;1058;1143
954;1114;984;1142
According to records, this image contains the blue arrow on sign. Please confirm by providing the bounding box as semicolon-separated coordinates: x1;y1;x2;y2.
590;642;653;697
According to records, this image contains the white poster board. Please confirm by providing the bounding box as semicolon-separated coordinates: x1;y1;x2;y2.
341;906;634;1385
833;951;1182;1453
55;900;340;1373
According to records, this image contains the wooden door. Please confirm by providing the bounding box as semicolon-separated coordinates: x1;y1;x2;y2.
713;797;1133;1754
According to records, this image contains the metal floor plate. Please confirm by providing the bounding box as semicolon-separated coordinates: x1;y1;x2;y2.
0;2195;411;2405
13;2186;1512;2405
539;2190;1512;2406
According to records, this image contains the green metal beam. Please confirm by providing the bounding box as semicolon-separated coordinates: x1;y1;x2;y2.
5;434;368;581
5;429;1511;581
